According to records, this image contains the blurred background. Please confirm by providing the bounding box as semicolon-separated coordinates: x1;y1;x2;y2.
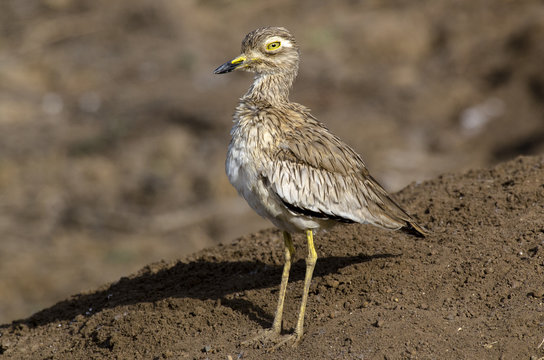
0;0;543;323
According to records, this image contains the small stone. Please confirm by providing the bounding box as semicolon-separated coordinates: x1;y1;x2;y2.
510;280;521;289
194;306;206;316
326;279;340;288
202;345;211;353
1;340;10;351
162;350;173;358
374;319;384;328
529;289;544;298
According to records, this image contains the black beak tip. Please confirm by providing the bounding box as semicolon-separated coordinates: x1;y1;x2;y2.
213;62;235;74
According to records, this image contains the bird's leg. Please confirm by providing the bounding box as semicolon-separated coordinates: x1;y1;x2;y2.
246;230;316;350
267;229;317;351
271;229;317;350
270;231;295;334
242;231;295;348
293;229;317;344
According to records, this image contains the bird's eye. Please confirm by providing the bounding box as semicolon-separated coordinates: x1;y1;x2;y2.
266;41;281;51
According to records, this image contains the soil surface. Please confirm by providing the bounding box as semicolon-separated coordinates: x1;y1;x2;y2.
1;155;544;359
2;0;544;325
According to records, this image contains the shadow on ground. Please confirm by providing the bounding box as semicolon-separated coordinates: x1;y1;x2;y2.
10;253;397;329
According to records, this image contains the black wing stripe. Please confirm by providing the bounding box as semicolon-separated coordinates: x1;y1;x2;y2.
280;198;355;224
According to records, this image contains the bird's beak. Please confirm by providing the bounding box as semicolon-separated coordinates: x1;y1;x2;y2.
214;55;247;74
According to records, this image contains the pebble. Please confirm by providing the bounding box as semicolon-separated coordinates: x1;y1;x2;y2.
194;306;206;316
162;350;173;358
373;319;384;328
510;280;521;289
326;278;340;288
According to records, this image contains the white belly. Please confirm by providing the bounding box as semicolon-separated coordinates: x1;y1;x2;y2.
226;138;324;233
226;141;274;219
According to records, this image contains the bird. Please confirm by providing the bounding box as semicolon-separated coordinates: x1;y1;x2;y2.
214;26;427;349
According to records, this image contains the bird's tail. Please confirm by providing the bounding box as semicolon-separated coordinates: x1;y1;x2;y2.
401;220;428;238
364;175;429;238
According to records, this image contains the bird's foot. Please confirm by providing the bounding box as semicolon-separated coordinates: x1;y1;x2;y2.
241;329;302;351
241;329;281;349
268;333;302;351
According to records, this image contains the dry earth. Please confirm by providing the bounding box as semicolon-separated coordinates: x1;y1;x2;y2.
1;155;544;359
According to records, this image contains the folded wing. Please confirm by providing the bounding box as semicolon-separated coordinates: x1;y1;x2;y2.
264;119;427;236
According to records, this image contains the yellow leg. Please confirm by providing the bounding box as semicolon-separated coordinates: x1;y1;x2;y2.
293;229;317;344
270;231;295;334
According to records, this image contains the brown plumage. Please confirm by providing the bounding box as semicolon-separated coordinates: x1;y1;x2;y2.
214;26;427;349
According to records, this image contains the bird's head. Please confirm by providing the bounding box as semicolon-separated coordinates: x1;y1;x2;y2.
214;27;299;76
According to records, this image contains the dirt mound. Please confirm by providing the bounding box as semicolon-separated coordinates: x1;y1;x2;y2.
1;155;543;359
2;0;544;325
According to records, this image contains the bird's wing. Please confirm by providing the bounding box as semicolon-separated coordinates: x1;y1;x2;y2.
264;117;422;231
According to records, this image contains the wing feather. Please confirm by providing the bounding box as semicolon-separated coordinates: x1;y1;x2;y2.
263;112;425;235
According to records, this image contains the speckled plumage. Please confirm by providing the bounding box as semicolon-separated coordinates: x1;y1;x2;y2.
221;27;425;236
215;26;426;349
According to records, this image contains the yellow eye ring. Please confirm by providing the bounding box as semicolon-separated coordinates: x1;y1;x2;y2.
266;41;281;51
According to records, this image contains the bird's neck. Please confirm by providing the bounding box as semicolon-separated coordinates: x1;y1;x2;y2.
244;72;296;104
